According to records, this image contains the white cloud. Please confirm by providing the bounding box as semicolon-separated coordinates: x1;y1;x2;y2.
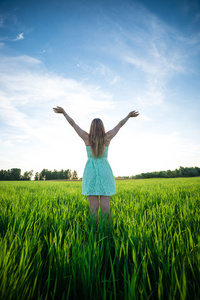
98;4;197;109
76;60;120;86
0;55;41;72
15;33;24;41
0;54;114;143
121;24;186;107
110;76;120;85
0;33;24;42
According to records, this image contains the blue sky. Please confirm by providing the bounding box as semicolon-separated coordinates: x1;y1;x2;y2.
0;0;200;177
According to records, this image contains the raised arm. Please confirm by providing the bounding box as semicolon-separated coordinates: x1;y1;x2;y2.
53;106;88;142
106;110;139;142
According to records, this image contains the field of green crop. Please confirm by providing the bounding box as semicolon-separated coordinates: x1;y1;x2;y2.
0;178;199;300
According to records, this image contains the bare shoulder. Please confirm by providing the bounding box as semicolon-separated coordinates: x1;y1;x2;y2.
105;133;111;146
106;123;121;142
84;134;90;146
82;132;89;143
72;123;89;142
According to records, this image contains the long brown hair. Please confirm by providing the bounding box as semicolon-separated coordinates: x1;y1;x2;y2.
89;118;106;157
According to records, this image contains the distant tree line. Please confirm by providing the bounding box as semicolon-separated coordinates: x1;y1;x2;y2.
0;168;79;181
1;166;199;181
34;169;78;180
0;169;33;181
131;166;200;179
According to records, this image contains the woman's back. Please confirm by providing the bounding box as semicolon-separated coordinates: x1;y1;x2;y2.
86;145;108;159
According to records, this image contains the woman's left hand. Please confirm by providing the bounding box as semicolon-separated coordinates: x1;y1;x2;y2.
53;106;65;114
128;110;139;118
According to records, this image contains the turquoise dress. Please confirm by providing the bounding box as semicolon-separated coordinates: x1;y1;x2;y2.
82;146;116;196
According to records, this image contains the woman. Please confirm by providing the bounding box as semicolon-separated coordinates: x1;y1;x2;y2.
53;106;139;222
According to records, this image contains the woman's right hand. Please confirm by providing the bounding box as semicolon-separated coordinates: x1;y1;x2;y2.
53;106;65;114
128;110;139;117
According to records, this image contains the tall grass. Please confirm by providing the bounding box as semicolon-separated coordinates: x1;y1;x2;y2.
0;178;199;299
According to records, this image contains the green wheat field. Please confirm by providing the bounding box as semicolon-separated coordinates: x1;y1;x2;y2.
0;178;199;300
